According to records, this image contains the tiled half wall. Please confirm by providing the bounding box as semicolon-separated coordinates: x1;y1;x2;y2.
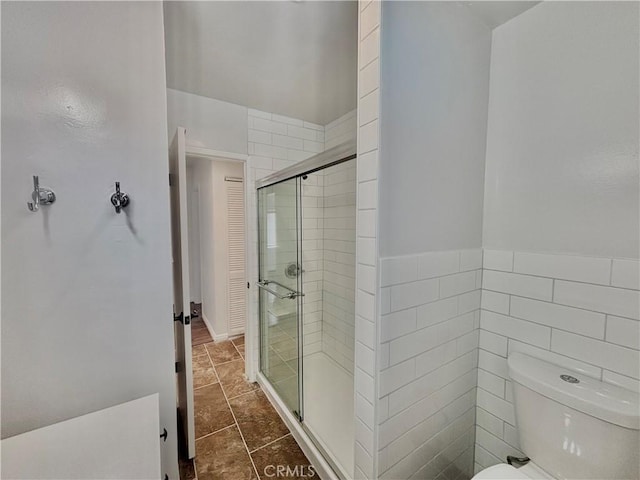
378;249;483;480
377;248;639;480
475;250;640;474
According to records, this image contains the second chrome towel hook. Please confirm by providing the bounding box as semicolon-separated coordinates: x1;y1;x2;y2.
27;175;56;212
110;181;130;214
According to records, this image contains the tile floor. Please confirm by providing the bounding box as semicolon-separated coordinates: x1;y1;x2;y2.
179;334;317;480
262;314;300;411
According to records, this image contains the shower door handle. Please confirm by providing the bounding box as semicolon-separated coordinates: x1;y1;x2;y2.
257;280;304;299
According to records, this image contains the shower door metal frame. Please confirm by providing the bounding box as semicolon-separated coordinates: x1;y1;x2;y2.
255;139;356;189
295;176;305;422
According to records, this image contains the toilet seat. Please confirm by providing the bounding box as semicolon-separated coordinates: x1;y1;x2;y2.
472;463;554;480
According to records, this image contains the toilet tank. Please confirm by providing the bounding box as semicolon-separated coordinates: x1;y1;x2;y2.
508;353;639;480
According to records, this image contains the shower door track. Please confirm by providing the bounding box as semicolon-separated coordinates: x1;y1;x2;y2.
256;371;348;480
255;139;356;189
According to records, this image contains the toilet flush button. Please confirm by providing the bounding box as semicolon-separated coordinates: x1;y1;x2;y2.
560;374;580;384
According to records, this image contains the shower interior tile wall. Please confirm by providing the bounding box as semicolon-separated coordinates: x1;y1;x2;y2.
248;108;325;179
247;108;357;371
302;170;325;355
321;160;357;374
304;111;358;365
247;108;326;370
325;109;357;150
475;250;640;473
378;249;483;480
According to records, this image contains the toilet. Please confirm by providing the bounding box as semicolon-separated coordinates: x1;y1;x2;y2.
473;352;639;480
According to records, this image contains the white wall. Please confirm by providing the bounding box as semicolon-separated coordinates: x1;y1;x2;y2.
186;165;202;303
373;3;492;478
1;3;178;478
167;88;248;154
379;1;491;257
476;2;640;472
482;2;639;259
188;159;215;331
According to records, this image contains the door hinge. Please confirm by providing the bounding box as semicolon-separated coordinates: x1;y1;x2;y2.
175;361;179;373
247;282;250;289
169;173;175;187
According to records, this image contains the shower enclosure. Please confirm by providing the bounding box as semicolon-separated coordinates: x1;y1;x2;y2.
257;142;357;478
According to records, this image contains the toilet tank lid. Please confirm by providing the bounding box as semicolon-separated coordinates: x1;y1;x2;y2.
508;353;639;429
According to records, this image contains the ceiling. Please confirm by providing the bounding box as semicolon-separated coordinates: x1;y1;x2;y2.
163;1;358;126
163;1;539;125
463;1;541;29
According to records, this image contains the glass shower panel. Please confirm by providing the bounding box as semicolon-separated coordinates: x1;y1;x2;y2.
258;178;302;417
256;155;357;479
301;160;357;478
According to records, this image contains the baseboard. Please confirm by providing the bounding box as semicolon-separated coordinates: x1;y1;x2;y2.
201;313;228;342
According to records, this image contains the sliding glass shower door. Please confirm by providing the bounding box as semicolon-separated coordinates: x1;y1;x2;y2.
300;161;356;478
257;146;357;479
258;178;302;418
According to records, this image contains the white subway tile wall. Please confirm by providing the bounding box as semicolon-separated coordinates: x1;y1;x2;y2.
247;109;325;377
378;249;482;480
475;250;640;473
247;108;358;382
302;170;327;356
325;110;357;150
321;160;357;374
355;1;382;478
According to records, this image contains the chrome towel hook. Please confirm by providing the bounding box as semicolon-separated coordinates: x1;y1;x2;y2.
27;175;56;212
110;181;130;214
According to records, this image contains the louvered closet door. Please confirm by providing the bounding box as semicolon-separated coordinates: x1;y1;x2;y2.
226;179;246;335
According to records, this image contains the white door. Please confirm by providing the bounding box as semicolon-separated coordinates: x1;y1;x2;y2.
168;127;195;458
226;178;246;335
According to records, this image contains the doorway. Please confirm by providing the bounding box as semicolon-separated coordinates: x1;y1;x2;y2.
185;156;247;342
169;137;317;480
168;127;253;461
